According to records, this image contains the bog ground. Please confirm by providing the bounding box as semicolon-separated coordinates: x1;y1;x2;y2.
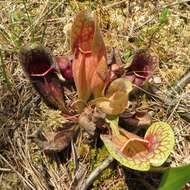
0;1;190;190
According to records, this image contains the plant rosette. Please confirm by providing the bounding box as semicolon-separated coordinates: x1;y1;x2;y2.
20;11;175;171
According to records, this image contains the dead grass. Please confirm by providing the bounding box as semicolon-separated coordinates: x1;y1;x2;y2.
0;0;190;189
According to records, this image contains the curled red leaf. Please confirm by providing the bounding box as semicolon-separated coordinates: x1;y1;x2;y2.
125;49;159;87
20;45;67;112
20;45;54;77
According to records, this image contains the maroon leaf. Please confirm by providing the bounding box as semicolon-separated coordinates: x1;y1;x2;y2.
20;45;67;112
55;56;73;81
125;49;159;87
20;45;54;77
121;109;151;128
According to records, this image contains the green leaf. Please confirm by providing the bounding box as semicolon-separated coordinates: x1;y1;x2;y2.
101;121;175;171
144;122;175;167
101;134;150;171
159;164;190;190
101;118;151;171
105;116;121;139
159;8;170;25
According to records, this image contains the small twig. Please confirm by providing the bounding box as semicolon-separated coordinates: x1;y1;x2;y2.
168;68;190;95
104;0;127;9
71;138;79;175
179;112;190;122
0;168;11;172
22;0;35;43
167;69;190;122
163;0;190;8
80;156;114;190
135;67;190;122
133;84;164;102
167;94;184;122
69;164;87;190
133;17;155;32
27;127;43;139
40;23;48;44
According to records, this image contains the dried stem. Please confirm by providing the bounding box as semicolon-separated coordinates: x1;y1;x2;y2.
80;156;114;190
0;154;36;190
169;68;190;95
104;0;127;9
139;68;190;122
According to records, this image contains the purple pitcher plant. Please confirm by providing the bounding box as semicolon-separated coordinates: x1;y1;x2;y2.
20;11;174;171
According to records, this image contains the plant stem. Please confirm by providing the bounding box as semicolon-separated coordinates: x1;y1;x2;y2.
80;155;114;190
110;120;122;139
168;68;190;95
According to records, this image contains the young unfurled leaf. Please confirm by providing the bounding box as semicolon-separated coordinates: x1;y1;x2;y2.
72;52;91;104
101;120;175;171
90;56;108;98
94;78;133;115
71;11;108;103
125;49;159;87
71;11;95;54
19;45;67;112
